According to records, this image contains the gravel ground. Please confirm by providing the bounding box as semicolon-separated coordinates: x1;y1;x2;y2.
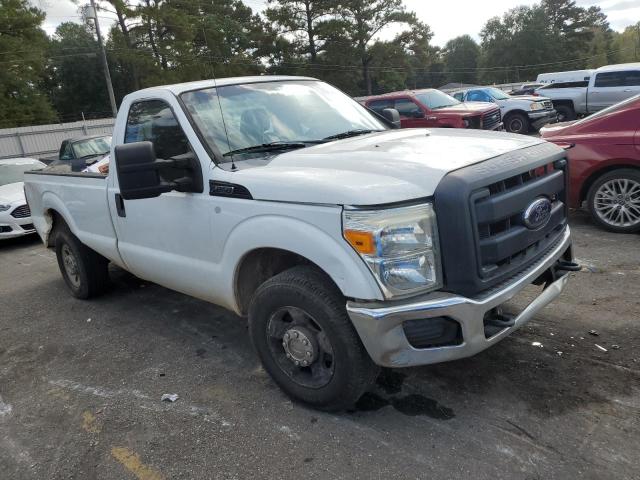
0;210;638;480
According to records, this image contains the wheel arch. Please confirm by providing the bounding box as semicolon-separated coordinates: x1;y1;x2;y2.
580;163;640;204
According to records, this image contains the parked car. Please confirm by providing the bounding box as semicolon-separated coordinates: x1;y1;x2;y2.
54;134;112;171
357;89;502;130
0;158;46;239
451;86;557;134
24;76;576;411
534;63;640;121
509;83;543;96
541;94;640;233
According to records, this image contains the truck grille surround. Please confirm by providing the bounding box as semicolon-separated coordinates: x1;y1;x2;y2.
481;109;501;130
541;100;553;110
433;142;568;297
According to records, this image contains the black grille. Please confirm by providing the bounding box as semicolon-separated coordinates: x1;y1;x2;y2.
20;223;35;231
0;226;12;233
10;204;30;218
541;100;553;110
473;163;567;279
482;109;501;130
403;317;462;349
434;141;568;297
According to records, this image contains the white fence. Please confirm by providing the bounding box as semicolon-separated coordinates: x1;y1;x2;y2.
0;118;115;160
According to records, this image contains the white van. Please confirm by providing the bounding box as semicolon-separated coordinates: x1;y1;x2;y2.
537;69;593;84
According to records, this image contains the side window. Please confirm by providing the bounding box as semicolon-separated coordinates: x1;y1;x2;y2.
452;92;464;101
59;141;73;160
467;90;492;102
624;71;640;87
394;98;422;117
367;99;393;114
594;72;625;88
125;100;191;160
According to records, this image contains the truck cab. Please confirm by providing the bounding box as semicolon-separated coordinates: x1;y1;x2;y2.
24;76;575;411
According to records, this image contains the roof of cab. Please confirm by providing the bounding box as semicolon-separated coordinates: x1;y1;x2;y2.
595;62;640;72
128;76;318;98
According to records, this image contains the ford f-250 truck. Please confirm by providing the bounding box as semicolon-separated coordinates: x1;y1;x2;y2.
24;76;577;411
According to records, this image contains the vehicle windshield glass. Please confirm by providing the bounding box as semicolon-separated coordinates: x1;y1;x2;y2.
72;136;111;158
0;161;45;186
485;87;510;100
180;80;386;159
574;93;640;125
414;90;460;109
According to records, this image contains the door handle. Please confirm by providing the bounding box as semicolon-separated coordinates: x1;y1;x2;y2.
624;89;632;92
115;193;126;217
426;116;438;120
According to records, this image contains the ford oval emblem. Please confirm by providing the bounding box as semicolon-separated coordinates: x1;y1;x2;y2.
523;197;552;230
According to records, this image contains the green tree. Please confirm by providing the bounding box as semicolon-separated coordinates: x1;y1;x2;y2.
0;0;56;127
265;0;334;62
46;22;110;119
611;22;640;63
442;35;480;85
334;0;417;94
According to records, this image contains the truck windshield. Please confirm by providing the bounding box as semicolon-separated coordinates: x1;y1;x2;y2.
181;80;386;160
0;161;45;186
414;90;460;110
485;88;510;100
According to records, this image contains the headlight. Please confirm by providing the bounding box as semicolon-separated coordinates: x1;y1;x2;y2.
0;204;11;212
530;102;544;111
343;203;442;298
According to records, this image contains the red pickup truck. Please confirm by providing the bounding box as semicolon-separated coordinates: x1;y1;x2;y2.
357;89;502;130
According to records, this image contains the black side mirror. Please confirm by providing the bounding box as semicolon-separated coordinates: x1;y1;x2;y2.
381;108;401;128
114;141;203;200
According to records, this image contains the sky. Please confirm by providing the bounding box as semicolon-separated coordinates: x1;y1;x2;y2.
37;0;640;48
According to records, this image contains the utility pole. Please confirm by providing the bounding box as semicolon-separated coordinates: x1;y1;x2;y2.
88;0;117;117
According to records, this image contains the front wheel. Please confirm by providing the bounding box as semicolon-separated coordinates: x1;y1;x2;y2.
248;266;379;411
555;104;576;122
587;169;640;233
504;112;529;134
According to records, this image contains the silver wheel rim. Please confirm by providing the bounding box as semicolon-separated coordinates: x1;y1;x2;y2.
61;244;81;288
594;178;640;228
509;117;523;132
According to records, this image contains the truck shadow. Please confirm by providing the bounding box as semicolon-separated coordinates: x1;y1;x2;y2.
99;264;638;422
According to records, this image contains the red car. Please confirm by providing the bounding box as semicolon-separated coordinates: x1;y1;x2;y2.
357;89;502;131
541;95;640;233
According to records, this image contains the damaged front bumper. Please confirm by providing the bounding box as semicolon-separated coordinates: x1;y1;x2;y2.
347;226;574;368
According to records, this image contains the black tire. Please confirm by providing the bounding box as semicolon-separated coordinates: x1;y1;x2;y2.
586;169;640;233
555;104;576;122
248;265;379;411
504;112;530;134
55;226;109;299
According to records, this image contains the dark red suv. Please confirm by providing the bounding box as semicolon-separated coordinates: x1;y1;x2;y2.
541;95;640;233
357;89;502;130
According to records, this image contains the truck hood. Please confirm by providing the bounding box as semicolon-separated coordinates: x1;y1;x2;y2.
435;102;495;116
0;182;25;205
229;129;545;205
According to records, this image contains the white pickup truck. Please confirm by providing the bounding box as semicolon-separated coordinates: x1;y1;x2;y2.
24;76;577;411
535;63;640;121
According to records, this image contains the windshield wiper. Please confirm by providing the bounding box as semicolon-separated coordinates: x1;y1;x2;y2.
223;141;322;157
322;129;381;141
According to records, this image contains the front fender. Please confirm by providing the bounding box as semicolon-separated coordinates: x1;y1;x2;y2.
220;214;384;313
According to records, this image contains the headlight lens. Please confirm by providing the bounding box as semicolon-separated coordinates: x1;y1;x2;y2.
0;204;11;212
530;102;544;111
343;203;442;298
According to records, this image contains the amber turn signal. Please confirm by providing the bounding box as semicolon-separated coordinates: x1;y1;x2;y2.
344;230;375;255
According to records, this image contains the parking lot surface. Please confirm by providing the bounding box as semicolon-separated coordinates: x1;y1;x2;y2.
1;211;638;480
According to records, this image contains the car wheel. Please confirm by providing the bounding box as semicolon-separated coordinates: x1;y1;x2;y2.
555;105;576;122
55;226;109;299
504;112;529;134
248;265;379;411
587;169;640;233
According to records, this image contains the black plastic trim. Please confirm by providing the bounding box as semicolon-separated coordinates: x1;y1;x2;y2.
209;180;253;199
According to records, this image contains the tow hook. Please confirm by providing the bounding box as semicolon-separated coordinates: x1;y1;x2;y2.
556;260;582;275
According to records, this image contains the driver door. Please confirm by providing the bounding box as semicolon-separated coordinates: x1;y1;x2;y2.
108;97;220;301
394;98;430;128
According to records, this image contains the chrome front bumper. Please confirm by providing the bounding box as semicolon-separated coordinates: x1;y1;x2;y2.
347;226;572;367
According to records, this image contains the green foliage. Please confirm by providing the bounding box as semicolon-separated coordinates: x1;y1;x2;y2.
0;0;56;127
442;35;480;85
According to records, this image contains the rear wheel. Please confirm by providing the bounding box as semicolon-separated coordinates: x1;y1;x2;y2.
55;226;109;298
555;104;576;122
587;169;640;233
248;266;379;411
504;112;529;134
